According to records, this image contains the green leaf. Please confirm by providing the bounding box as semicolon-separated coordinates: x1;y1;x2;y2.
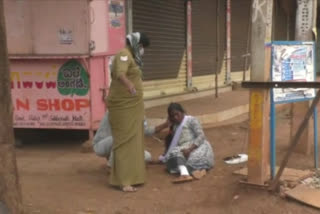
57;60;89;96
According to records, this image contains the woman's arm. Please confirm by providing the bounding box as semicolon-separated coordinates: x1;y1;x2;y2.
144;119;170;137
190;117;206;147
112;50;136;94
154;119;170;133
181;118;206;158
118;73;136;95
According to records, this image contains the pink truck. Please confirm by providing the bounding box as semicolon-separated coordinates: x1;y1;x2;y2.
5;0;126;138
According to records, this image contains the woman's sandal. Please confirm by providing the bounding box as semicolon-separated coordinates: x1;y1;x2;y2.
172;175;194;184
122;185;137;192
191;169;207;180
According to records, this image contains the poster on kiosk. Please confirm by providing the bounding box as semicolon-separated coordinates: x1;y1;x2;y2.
270;41;318;177
271;41;315;103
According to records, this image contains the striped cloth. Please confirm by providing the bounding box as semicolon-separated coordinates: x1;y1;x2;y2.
126;32;143;67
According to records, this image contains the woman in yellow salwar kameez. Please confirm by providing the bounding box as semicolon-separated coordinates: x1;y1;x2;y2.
107;32;150;192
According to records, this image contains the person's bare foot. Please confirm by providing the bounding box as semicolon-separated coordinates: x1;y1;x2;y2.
172;175;193;184
192;169;207;180
122;185;137;192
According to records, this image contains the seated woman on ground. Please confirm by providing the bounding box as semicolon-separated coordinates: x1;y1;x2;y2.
160;102;214;183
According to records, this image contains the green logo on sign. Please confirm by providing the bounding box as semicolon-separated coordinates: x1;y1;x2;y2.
57;60;89;96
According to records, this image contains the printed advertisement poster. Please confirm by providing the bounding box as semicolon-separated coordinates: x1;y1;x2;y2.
11;59;90;129
272;42;315;103
107;0;126;53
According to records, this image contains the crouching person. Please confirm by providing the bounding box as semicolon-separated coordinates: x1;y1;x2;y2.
93;111;169;167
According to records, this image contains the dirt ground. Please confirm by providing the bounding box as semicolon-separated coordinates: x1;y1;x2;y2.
15;110;320;214
145;90;249;118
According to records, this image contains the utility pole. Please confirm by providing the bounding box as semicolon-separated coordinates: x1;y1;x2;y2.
247;0;273;185
0;0;24;213
292;0;317;155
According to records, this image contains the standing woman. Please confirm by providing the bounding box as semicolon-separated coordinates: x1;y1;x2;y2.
107;32;150;192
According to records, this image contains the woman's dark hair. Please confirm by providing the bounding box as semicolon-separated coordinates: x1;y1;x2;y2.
139;32;150;47
163;102;185;155
167;102;185;115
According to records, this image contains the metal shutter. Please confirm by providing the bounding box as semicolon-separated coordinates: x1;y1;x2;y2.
132;0;186;80
231;0;251;72
192;0;226;76
274;0;289;40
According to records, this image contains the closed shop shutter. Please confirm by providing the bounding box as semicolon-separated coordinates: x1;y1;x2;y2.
192;0;226;76
231;0;289;73
274;0;289;40
132;0;186;80
231;0;251;72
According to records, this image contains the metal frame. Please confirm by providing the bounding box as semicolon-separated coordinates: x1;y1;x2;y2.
186;0;193;89
242;81;320;89
270;89;320;191
269;41;317;178
242;80;319;191
243;80;319;175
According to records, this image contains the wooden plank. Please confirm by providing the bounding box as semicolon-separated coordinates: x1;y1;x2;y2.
239;180;269;190
234;167;313;182
286;185;320;209
292;102;312;155
248;89;270;184
247;0;273;185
